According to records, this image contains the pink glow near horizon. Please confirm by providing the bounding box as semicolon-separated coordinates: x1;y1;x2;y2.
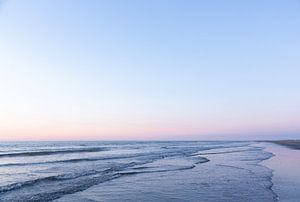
1;118;299;141
0;1;300;140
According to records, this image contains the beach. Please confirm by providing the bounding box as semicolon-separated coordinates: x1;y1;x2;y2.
269;140;300;150
0;141;275;201
1;1;299;201
0;141;299;201
262;141;300;202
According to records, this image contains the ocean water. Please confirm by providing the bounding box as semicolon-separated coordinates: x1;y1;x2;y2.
0;141;277;202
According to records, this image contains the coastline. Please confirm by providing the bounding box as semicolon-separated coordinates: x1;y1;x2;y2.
261;142;300;202
267;140;300;150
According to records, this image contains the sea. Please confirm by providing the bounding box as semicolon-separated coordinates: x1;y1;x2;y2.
0;141;277;202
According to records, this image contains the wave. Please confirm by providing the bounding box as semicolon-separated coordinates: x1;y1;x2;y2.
0;161;140;194
0;147;108;158
1;172;122;202
0;152;164;167
120;156;210;176
0;147;198;167
119;165;196;175
0;156;130;167
0;175;59;193
0;154;210;197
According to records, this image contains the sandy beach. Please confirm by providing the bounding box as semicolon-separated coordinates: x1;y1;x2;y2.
262;141;300;202
269;140;300;150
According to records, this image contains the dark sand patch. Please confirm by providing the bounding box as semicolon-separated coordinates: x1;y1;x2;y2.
268;140;300;150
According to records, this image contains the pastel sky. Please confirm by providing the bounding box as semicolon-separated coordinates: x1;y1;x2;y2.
0;0;300;140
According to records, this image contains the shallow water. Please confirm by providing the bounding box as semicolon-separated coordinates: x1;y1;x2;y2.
0;141;276;201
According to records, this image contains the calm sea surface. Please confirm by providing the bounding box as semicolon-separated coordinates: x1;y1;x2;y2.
0;141;276;201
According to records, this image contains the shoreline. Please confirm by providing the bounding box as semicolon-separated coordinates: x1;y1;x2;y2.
267;140;300;150
262;142;300;202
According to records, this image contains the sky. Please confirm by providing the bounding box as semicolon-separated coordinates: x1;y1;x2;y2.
0;0;299;140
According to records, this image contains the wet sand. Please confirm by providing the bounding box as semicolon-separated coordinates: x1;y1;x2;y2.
269;140;300;150
262;142;300;202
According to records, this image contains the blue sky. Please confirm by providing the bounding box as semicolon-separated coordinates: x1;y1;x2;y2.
0;0;299;140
